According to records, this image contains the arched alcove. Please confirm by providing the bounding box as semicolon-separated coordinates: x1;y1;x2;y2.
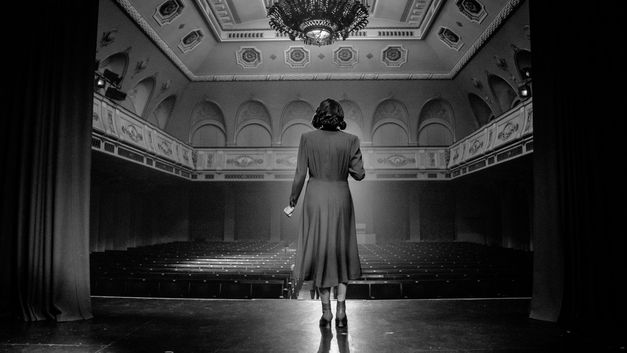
487;73;518;112
190;101;225;129
372;122;409;146
339;99;365;140
281;100;314;132
236;123;272;147
129;77;155;117
417;122;454;146
99;52;129;83
191;124;226;147
373;99;409;127
235;100;272;141
281;122;313;146
418;98;455;134
150;95;176;129
514;49;532;80
467;93;494;126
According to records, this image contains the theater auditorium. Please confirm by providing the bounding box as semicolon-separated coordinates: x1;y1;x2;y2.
1;0;625;352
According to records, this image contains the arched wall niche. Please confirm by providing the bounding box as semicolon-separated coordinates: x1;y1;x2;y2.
514;48;532;81
487;73;519;112
129;76;155;117
150;95;176;129
190;122;226;147
281;122;313;146
280;100;314;133
99;52;129;84
236;123;272;147
372;99;409;129
467;93;494;126
235;100;272;143
190;100;225;129
417;122;454;146
339;99;365;141
418;98;455;133
372;122;409;146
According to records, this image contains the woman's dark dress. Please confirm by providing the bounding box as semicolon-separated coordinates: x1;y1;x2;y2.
289;129;365;289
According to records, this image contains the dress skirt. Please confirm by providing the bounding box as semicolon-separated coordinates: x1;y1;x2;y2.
293;178;362;289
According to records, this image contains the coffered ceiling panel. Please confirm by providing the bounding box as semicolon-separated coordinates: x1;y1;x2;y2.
114;0;524;81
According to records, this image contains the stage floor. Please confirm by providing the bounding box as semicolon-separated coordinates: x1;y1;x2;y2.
1;297;569;352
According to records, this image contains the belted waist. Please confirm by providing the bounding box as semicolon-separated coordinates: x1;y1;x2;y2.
308;177;348;183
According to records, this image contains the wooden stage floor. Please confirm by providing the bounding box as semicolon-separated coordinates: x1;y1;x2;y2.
0;296;585;352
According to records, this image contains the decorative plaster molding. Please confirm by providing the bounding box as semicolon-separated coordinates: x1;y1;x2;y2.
116;0;523;81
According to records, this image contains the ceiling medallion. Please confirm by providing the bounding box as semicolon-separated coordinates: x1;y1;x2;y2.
267;0;370;46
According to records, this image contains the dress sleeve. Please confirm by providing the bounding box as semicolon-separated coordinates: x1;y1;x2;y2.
349;136;365;181
289;134;308;207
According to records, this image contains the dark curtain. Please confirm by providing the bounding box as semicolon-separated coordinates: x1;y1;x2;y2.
1;0;98;321
530;0;626;346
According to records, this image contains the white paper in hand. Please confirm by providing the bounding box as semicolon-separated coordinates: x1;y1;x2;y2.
283;205;294;217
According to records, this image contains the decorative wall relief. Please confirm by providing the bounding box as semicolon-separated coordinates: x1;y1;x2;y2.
492;107;524;149
275;153;298;169
179;145;194;169
93;99;105;132
117;110;146;149
334;46;358;67
133;58;149;76
438;27;464;50
154;133;177;161
381;45;408;67
376;154;417;168
284;46;310;68
100;29;117;47
456;0;487;23
154;0;184;26
236;47;262;69
101;101;118;137
178;29;204;53
522;105;533;135
226;154;265;168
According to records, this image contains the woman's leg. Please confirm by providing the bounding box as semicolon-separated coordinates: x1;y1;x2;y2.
337;282;347;301
335;282;348;327
319;287;333;325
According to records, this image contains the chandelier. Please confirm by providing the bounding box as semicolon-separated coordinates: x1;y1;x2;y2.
267;0;369;46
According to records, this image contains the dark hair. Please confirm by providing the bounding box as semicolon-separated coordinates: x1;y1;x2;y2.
312;98;346;130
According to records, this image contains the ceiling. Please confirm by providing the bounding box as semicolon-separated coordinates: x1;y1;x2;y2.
115;0;523;81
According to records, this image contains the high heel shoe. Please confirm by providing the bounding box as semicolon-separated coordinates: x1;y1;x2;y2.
319;302;333;327
335;300;347;328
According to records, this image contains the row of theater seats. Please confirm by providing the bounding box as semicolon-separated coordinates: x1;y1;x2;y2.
91;240;296;299
91;241;532;299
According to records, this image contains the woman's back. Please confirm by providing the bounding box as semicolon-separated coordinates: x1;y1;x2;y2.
301;130;364;182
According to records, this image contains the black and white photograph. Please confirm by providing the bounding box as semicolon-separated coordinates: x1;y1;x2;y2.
1;0;625;352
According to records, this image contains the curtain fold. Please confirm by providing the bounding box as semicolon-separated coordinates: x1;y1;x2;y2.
530;0;627;344
1;0;98;321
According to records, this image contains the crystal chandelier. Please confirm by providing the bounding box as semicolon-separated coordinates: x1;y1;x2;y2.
267;0;370;46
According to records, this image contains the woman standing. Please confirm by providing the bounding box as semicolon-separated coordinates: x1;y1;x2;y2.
288;98;365;328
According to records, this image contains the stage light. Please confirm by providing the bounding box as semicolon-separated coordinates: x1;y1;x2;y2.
518;83;531;98
520;67;531;80
102;69;122;86
94;75;106;90
105;86;127;101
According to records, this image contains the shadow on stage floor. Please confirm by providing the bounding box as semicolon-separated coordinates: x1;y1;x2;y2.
0;296;615;352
